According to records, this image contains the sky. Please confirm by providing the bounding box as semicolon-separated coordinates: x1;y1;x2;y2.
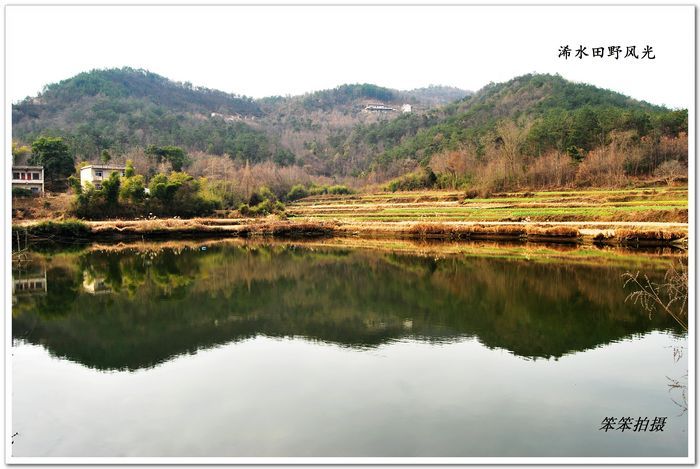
5;4;695;109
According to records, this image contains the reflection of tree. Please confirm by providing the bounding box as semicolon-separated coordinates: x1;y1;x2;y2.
32;267;81;317
13;244;683;371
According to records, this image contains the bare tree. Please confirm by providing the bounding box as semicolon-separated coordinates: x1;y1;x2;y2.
654;159;686;186
623;262;688;331
493;119;531;186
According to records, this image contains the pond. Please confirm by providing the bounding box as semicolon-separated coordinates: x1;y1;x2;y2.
11;240;688;458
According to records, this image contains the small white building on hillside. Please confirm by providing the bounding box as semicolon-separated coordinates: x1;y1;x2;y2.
364;103;396;113
12;166;44;195
80;164;126;190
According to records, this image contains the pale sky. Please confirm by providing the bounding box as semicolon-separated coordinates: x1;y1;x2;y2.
5;4;695;109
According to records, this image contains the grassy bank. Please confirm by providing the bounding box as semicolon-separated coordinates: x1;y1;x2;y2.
12;217;688;248
11;186;688;248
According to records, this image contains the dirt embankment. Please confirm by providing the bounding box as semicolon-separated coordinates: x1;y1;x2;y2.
11;217;688;248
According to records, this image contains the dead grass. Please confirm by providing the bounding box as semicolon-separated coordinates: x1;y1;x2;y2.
626;209;688;223
616;228;687;245
240;221;337;238
12;193;73;220
407;223;578;242
81;218;339;239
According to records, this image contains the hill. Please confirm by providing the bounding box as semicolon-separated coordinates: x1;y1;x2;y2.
322;74;687;178
12;69;465;169
12;68;281;163
253;83;471;175
12;69;687;186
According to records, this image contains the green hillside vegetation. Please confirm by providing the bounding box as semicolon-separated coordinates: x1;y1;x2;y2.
13;70;470;175
12;69;688;196
12;67;281;163
301;83;400;110
331;74;686;177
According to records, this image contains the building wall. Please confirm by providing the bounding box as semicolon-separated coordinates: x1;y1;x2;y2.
80;167;125;189
12;167;44;194
12;182;44;194
80;167;95;186
12;169;43;181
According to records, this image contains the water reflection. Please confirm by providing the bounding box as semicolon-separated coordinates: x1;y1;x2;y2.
12;240;683;371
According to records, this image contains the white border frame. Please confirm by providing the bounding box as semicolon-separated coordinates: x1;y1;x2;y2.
3;2;695;465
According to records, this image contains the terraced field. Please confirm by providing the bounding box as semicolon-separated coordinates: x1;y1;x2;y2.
287;186;689;223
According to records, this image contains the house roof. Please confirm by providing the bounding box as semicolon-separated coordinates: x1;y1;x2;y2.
12;166;43;170
81;164;126;170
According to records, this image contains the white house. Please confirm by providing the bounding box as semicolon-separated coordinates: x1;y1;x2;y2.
12;166;44;195
12;271;48;304
401;104;412;113
80;164;126;190
363;103;396;113
82;271;112;295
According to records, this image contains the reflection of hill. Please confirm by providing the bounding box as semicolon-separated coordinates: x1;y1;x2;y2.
12;244;682;371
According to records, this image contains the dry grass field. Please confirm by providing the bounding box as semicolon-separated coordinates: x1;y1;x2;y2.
286;186;688;223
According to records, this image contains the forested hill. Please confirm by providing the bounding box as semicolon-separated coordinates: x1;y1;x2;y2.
12;68;280;162
30;67;262;116
11;68;467;165
12;68;686;181
323;73;686;177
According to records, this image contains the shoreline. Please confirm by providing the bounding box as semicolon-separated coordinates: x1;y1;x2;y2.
11;217;689;248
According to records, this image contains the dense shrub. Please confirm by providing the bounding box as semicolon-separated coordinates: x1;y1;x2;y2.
239;186;285;217
148;172;220;217
385;167;437;192
239;199;285;217
119;175;146;203
327;185;352;195
287;184;309;201
307;184;354;196
12;188;35;198
15;219;90;238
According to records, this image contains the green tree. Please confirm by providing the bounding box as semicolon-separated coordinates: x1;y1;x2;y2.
147;172;218;216
67;175;82;194
273;148;296;166
125;159;136;178
148;173;171;202
119;175;146;203
100;149;112;164
145;145;190;172
29;137;75;190
12;140;32;164
101;171;121;208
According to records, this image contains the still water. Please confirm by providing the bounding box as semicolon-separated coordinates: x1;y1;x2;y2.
11;240;688;457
